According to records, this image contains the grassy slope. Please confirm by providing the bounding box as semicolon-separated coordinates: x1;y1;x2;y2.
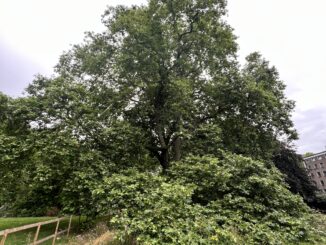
0;216;82;245
3;214;326;245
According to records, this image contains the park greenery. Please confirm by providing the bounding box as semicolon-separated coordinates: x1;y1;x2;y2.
0;0;324;244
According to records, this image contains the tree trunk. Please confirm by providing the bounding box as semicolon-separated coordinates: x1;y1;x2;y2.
159;148;170;172
173;136;181;161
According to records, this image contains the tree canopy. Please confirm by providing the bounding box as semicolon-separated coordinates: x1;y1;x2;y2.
51;0;296;169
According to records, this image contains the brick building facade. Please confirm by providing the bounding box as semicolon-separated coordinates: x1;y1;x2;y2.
303;151;326;192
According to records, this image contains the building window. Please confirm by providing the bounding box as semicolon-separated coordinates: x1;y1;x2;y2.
321;180;325;186
315;164;318;169
324;171;326;177
311;173;315;178
318;172;322;177
321;162;324;168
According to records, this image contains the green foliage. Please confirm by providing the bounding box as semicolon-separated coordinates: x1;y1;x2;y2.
1;73;156;215
90;155;316;244
272;146;317;202
92;169;238;244
182;124;222;157
52;1;296;168
215;53;297;160
169;154;312;244
2;122;152;216
53;0;246;169
0;93;35;206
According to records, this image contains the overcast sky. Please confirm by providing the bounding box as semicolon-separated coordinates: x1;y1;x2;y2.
0;0;325;154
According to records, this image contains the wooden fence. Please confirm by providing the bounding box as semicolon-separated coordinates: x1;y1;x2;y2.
0;216;72;245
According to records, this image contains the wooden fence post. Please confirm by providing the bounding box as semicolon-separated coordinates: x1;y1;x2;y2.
0;216;71;245
0;232;7;245
33;224;41;245
67;216;72;237
52;219;60;245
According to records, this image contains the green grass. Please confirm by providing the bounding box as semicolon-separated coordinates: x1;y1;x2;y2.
0;216;82;245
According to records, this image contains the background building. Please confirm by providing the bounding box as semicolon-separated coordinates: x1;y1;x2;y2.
303;151;326;192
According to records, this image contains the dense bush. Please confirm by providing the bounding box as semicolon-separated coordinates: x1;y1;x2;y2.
0;120;154;216
169;154;313;244
91;154;318;244
92;169;237;244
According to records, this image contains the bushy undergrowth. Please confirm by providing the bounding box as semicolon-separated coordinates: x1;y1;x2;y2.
91;153;320;244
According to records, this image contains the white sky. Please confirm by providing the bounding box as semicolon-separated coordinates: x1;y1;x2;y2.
0;0;325;154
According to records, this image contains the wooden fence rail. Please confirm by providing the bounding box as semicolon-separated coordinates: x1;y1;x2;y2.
0;216;72;245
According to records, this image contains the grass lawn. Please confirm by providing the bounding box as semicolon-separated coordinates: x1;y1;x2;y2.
0;216;82;245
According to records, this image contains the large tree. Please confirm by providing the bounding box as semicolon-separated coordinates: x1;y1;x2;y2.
1;1;299;213
52;0;296;171
55;0;239;170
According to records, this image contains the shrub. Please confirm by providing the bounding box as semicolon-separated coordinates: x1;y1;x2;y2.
91;154;319;244
169;154;312;244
